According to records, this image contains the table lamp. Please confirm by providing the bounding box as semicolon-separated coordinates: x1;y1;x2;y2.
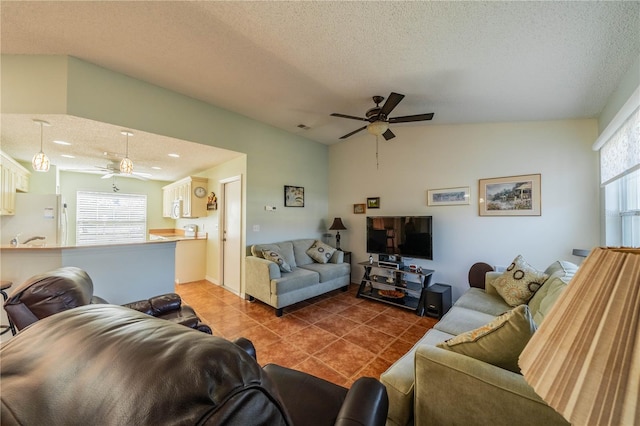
519;247;640;426
329;218;347;250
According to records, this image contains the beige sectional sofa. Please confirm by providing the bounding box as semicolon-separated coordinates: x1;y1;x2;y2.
380;259;578;426
246;239;350;316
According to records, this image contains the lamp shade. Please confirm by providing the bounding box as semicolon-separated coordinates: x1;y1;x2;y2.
367;120;389;136
329;218;347;231
32;151;50;172
119;157;133;174
32;119;51;172
519;247;640;426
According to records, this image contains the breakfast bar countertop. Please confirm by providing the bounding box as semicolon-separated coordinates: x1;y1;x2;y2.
0;229;206;251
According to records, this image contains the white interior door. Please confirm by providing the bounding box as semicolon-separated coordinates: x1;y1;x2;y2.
222;177;242;294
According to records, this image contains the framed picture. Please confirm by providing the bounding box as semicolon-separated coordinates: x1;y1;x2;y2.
353;203;366;214
479;174;541;216
284;185;304;207
427;186;470;206
367;197;380;209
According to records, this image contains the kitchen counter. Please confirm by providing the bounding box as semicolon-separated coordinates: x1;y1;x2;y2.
148;228;208;241
0;229;207;250
1;240;177;305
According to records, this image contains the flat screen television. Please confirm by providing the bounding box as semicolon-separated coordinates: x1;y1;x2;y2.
366;216;433;260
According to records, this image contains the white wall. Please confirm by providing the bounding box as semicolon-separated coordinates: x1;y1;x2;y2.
329;119;599;300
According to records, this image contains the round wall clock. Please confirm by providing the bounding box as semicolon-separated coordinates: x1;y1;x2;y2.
194;186;207;198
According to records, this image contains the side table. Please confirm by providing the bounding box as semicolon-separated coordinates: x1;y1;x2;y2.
341;250;352;266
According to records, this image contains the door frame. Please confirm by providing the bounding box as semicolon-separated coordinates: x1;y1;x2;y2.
219;175;243;295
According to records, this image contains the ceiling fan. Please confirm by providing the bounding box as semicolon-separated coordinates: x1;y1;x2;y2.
96;161;151;181
331;92;434;140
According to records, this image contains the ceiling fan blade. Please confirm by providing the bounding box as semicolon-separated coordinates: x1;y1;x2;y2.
379;92;405;117
382;129;396;141
101;173;114;179
389;113;434;123
339;125;367;139
128;174;149;181
331;113;368;122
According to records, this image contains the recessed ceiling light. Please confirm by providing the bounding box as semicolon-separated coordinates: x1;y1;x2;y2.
60;154;75;158
53;140;72;145
151;166;162;170
168;153;180;158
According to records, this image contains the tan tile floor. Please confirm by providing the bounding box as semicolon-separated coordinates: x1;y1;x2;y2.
176;281;437;387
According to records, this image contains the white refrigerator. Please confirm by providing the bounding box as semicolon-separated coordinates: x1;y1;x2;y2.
1;193;66;245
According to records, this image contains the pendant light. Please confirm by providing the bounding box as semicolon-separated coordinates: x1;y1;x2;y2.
119;131;134;174
32;119;51;172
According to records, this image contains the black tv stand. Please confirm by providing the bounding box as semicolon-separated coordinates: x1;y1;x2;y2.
356;261;434;316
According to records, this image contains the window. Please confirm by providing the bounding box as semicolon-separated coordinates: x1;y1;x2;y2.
605;169;640;247
76;191;147;245
597;95;639;248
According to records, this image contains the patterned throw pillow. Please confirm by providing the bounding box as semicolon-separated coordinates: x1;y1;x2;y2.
305;240;336;264
493;255;549;306
261;249;292;272
436;305;537;373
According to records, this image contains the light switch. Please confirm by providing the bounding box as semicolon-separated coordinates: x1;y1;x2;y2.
253;225;260;232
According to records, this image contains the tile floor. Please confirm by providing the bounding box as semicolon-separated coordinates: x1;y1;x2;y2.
176;280;438;387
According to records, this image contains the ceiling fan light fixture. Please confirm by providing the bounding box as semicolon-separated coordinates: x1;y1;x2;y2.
367;120;389;136
32;119;51;172
119;131;134;174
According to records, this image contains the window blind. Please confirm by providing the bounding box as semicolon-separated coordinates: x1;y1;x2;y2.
600;106;640;185
76;191;147;246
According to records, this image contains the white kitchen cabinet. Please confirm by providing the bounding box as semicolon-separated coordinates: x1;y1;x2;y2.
175;239;207;284
0;151;30;216
162;176;208;218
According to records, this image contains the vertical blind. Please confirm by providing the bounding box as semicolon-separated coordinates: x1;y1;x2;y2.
76;191;147;246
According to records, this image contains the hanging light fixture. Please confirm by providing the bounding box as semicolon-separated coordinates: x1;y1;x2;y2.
119;131;134;174
31;119;51;172
367;120;389;136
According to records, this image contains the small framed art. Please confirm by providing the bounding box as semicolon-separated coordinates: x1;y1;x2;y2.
427;186;470;206
367;197;380;209
478;174;541;216
284;185;304;207
353;203;366;214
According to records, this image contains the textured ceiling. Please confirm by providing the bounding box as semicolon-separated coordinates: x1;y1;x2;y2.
1;1;639;179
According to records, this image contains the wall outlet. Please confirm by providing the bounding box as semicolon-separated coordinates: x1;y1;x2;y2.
264;205;276;211
252;225;260;232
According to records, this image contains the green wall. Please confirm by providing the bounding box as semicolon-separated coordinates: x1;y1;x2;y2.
2;55;330;247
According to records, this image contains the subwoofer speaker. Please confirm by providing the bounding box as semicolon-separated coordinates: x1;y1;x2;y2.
425;284;452;319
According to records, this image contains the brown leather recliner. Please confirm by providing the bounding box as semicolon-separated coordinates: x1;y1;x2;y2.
3;266;212;334
0;305;388;425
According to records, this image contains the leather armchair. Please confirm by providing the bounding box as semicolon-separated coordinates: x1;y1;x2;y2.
3;266;211;334
0;305;389;426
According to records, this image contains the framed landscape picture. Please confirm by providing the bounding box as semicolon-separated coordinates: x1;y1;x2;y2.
353;203;366;214
427;186;470;206
284;185;304;207
367;197;380;209
478;174;541;216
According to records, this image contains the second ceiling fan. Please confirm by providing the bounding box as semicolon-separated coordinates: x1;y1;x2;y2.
331;92;434;140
